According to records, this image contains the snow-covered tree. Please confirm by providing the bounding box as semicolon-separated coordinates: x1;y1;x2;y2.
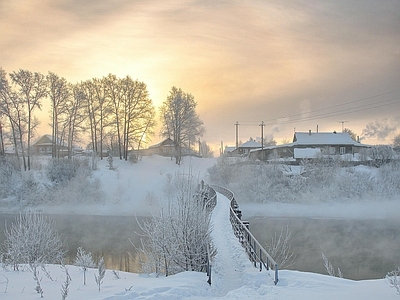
138;172;215;276
74;247;95;285
386;267;400;294
94;257;106;292
2;212;65;297
267;226;296;268
2;212;65;271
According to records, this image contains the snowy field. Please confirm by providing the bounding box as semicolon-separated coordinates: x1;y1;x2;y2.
1;155;399;299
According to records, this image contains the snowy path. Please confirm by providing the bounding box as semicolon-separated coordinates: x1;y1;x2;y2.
209;192;245;296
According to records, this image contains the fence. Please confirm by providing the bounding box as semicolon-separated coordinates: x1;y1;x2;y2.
211;185;279;285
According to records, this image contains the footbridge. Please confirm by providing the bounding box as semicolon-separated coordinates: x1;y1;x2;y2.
202;184;279;286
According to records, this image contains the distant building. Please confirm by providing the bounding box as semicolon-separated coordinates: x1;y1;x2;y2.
250;131;370;161
145;138;199;157
32;134;68;156
228;139;262;157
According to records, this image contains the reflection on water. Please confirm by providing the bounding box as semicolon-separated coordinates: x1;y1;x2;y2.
0;214;148;273
247;216;400;280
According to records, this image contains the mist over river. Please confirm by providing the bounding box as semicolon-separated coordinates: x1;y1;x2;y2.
247;216;400;280
1;213;399;280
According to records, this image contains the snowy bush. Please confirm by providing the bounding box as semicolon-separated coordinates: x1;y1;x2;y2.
94;257;106;292
208;157;400;204
386;267;400;295
0;156;21;198
1;212;66;270
322;253;343;278
46;158;90;184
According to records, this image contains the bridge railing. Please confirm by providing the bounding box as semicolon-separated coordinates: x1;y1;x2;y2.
211;185;279;285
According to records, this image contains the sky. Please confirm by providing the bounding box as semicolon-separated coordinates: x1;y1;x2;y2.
1;0;400;151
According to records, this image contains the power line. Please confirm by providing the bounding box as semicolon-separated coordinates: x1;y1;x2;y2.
262;89;400;125
265;96;400;126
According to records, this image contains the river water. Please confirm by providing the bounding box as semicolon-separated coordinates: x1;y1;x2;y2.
0;214;147;273
247;216;400;280
1;213;398;280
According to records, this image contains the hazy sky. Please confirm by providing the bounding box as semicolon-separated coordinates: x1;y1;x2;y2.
1;0;399;149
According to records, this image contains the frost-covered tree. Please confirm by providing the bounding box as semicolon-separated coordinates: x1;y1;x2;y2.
267;226;296;268
138;172;215;276
2;212;65;271
94;257;106;292
74;247;95;285
368;145;394;167
10;69;47;170
322;253;343;278
2;212;65;297
386;267;400;295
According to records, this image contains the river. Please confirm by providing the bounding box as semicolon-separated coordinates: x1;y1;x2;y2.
1;213;398;280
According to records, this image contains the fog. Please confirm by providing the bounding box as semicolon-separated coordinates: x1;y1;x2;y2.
1;155;400;281
247;216;400;280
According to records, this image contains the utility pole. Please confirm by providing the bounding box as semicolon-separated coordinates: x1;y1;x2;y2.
235;121;239;149
0;120;4;156
338;121;348;132
198;139;201;157
260;121;265;161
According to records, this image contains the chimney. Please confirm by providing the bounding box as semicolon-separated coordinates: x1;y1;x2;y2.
316;125;319;133
309;130;311;136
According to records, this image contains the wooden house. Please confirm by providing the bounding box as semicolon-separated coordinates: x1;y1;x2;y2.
250;131;369;161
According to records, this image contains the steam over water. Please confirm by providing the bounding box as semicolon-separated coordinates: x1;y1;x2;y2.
248;216;400;280
0;214;147;273
1;213;399;279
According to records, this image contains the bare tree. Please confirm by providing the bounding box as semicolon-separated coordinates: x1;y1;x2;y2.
0;68;22;163
200;141;214;158
10;70;47;170
343;128;358;141
63;84;86;159
160;87;204;164
104;74;123;159
393;133;400;148
47;72;71;159
120;76;155;160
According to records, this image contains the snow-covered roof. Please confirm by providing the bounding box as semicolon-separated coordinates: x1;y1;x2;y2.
148;138;175;149
224;146;236;153
239;140;262;148
294;132;360;146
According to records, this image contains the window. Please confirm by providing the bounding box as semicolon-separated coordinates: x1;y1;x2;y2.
329;147;335;155
339;147;345;154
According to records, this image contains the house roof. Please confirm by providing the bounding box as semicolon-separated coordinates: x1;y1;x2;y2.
239;140;262;148
293;132;362;146
148;138;175;149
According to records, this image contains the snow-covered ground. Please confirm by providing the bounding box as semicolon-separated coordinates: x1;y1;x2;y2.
1;155;399;299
